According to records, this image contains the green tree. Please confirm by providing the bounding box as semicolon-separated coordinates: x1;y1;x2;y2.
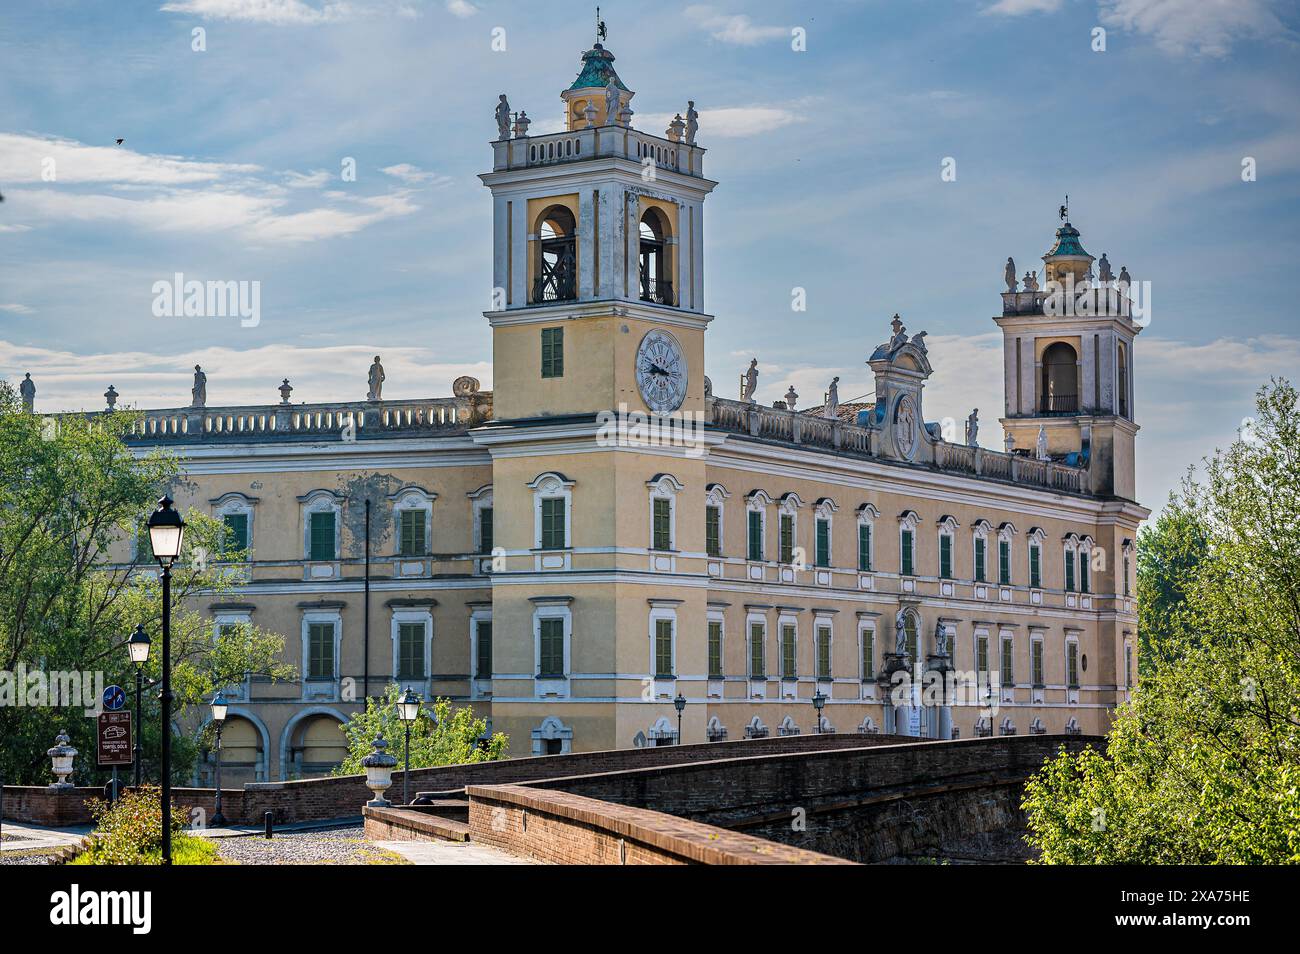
1023;379;1300;864
0;383;295;785
1136;505;1207;672
335;683;508;775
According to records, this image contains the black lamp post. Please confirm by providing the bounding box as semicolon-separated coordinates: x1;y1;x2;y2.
673;692;687;745
812;689;827;734
127;624;151;789
146;495;185;865
397;687;421;806
209;692;229;826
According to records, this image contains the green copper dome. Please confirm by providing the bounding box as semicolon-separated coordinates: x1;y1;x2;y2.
1044;222;1092;259
568;43;629;91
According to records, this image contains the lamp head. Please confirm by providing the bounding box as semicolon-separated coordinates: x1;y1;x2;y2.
146;495;186;566
127;624;152;666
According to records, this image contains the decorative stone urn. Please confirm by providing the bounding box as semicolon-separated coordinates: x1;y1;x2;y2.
47;729;77;789
361;735;398;807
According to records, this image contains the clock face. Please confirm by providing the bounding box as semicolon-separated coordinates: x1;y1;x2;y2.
635;329;688;414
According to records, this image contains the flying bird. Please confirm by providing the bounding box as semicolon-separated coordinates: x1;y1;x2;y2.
115;138;124;146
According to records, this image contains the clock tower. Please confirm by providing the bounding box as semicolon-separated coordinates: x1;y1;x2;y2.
475;31;718;752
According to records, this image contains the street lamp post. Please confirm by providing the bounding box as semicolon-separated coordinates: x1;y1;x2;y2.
673;692;686;745
812;689;827;734
397;687;421;806
147;495;185;866
209;692;229;826
127;624;151;789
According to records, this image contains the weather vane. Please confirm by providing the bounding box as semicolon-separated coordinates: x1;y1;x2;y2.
1059;194;1069;222
596;6;607;43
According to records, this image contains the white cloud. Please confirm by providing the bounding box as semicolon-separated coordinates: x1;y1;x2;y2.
158;0;353;25
983;0;1063;14
1098;0;1287;57
0;224;33;234
445;0;477;18
379;163;451;186
685;6;788;45
0;133;260;185
283;169;332;188
0;304;35;315
638;105;805;139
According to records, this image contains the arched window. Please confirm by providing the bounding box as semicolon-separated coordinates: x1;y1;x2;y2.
532;206;577;303
1117;341;1129;418
638;208;673;305
1040;341;1079;413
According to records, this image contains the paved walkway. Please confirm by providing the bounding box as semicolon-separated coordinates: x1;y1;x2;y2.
0;821;91;852
371;839;539;865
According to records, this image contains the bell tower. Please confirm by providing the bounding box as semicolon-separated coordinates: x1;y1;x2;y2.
995;214;1142;499
480;34;717;422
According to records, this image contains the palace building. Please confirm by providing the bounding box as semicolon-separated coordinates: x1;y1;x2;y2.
83;38;1146;783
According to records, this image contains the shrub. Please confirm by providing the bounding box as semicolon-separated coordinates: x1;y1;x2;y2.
73;786;218;866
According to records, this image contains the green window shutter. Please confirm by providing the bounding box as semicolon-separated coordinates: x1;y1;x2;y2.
705;506;721;557
1064;549;1075;591
398;509;425;557
1030;545;1041;589
858;524;872;571
541;327;564;378
1001;638;1014;684
861;630;874;680
781;625;796;679
476;621;493;678
749;623;765;678
1067;642;1079;687
479;507;493;554
817;628;831;679
904;615;917;661
815;519;830;567
779;514;794;564
708;621;723;677
539;618;564;676
223;513;249;554
541;497;566;549
977;636;989;675
1079;551;1090;593
939;535;952;579
655;619;674;677
901;529;914;577
308;623;335;679
974;538;985;582
397;622;426;679
1032;641;1044;686
999;539;1011;584
747;511;763;561
309;511;336;561
652;497;672;550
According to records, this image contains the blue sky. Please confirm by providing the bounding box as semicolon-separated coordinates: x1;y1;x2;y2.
1;0;1297;511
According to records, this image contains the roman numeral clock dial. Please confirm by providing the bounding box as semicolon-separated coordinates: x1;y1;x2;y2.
635;329;688;413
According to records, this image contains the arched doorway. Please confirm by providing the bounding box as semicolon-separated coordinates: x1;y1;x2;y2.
1040;342;1078;413
638;208;673;305
283;711;347;779
531;206;577;303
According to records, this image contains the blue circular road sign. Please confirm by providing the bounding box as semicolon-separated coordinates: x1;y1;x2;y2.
103;685;127;712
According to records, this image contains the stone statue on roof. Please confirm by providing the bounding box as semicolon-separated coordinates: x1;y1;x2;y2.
742;359;758;403
604;76;620;126
1005;257;1017;292
1098;253;1113;283
685;101;699;144
1036;425;1049;461
966;408;979;447
823;377;840;419
495;94;511;140
191;365;207;408
368;356;385;402
887;314;908;352
19;372;35;412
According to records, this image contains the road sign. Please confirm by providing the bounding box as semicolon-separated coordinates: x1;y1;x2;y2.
103;684;127;712
97;711;132;767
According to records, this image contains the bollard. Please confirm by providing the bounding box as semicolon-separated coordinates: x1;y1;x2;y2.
264;811;274;839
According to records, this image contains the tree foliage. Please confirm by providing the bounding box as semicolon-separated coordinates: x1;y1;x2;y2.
334;683;508;776
1023;379;1300;864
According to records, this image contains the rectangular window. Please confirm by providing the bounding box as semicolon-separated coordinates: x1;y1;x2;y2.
1064;549;1075;592
815;518;830;567
977;634;989;676
307;622;335;680
654;618;674;677
1067;641;1079;687
540;497;566;549
652;497;672;550
705;505;721;557
1079;551;1090;593
780;624;797;679
1032;640;1044;687
1123;554;1132;596
475;620;493;679
538;618;565;677
747;510;763;561
707;621;723;678
398;509;425;557
974;537;986;583
309;511;336;561
1030;545;1042;589
1000;636;1014;685
749;622;765;678
860;630;875;680
779;514;794;564
999;539;1011;584
901;529;914;577
223;513;249;554
939;535;953;579
397;622;426;680
541;327;564;378
858;524;872;572
816;627;832;680
479;507;493;554
1125;645;1133;688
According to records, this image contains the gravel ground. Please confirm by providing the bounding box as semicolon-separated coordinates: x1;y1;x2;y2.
213;825;409;865
0;847;62;865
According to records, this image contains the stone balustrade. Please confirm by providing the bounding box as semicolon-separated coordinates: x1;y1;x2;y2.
1001;285;1133;318
709;397;1085;495
492;125;705;178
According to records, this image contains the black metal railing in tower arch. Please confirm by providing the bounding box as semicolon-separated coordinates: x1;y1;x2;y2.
640;277;674;306
1039;393;1079;414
